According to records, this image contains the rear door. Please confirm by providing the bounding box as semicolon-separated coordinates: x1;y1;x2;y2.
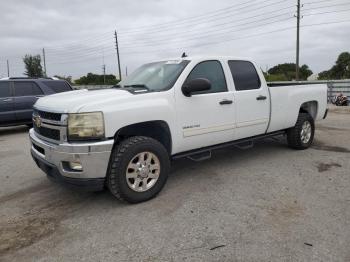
0;81;15;124
228;60;270;139
13;81;44;121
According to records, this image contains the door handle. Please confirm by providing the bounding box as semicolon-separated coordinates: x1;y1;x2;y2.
219;99;233;105
2;98;12;102
256;95;267;101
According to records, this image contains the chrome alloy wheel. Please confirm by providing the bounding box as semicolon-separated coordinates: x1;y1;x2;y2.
300;121;312;144
126;152;161;192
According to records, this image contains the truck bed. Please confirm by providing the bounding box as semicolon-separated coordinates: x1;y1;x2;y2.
267;84;328;133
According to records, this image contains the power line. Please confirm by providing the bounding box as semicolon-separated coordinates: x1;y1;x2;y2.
45;6;295;56
118;0;262;32
6;0;346;60
37;9;350;63
119;16;294;50
5;2;350;69
43;1;348;57
303;0;342;5
303;2;350;11
37;0;288;52
120;0;294;35
41;7;296;60
303;8;350;16
119;8;295;45
41;18;350;65
43;16;294;63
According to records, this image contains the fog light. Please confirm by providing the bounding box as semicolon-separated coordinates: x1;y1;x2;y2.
69;161;83;171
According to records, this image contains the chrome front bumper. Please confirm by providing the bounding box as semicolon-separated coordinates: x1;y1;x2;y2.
29;128;114;180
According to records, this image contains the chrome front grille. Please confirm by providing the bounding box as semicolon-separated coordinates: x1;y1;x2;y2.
32;109;67;143
33;125;60;140
34;110;62;122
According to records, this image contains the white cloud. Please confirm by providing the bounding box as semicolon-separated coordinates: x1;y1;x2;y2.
0;0;349;78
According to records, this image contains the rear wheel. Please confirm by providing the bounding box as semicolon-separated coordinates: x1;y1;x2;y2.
287;112;315;150
107;136;170;203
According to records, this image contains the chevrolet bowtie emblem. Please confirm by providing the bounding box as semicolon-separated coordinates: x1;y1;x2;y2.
33;115;42;128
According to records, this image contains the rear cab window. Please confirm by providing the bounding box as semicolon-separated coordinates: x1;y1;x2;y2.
43;81;72;93
228;60;261;91
14;82;43;96
0;81;11;97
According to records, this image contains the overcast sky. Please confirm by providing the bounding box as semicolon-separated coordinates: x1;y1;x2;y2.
0;0;349;79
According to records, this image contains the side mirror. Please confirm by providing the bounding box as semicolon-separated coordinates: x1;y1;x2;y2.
182;78;211;97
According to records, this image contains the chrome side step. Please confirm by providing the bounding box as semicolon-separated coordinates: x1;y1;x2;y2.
187;151;212;162
235;141;254;150
172;130;285;160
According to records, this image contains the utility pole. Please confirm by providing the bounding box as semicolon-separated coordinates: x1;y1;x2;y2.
102;64;106;84
102;52;106;85
296;0;301;81
7;60;9;77
125;66;128;77
114;30;122;81
42;48;47;77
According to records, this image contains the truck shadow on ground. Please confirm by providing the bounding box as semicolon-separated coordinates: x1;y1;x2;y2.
312;139;350;153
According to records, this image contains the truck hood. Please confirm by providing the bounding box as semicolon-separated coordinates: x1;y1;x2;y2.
34;89;134;113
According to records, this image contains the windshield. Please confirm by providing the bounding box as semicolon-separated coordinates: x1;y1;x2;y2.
117;60;189;92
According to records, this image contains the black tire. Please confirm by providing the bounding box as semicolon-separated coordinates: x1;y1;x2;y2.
287;112;315;150
107;136;170;203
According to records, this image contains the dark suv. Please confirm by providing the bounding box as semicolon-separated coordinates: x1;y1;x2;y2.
0;78;73;127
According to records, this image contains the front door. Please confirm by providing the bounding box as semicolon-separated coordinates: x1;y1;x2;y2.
175;60;235;153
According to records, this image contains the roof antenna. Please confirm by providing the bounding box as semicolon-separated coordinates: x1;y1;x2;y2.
181;52;188;58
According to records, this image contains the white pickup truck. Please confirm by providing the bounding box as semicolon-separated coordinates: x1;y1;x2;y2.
30;56;328;203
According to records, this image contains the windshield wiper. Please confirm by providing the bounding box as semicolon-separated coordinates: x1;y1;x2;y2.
124;84;150;91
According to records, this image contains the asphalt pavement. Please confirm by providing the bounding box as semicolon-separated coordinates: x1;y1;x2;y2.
0;109;349;261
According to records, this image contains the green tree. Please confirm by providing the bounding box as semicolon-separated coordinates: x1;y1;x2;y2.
318;52;350;80
318;70;331;80
23;54;43;77
74;73;119;85
267;63;313;81
54;75;72;84
265;73;288;82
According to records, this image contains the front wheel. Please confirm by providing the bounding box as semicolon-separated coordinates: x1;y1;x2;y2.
107;136;170;203
287;113;315;150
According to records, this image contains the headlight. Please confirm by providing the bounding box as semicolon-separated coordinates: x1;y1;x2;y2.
68;112;105;141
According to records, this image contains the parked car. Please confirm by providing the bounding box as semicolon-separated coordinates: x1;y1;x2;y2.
0;78;73;127
29;56;328;203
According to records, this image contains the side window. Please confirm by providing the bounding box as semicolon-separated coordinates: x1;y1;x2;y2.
43;81;72;93
228;61;261;91
14;82;43;96
14;82;32;96
0;82;11;97
186;60;227;94
32;83;43;95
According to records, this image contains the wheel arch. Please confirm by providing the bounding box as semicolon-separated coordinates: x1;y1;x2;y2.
299;101;318;120
113;120;172;154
